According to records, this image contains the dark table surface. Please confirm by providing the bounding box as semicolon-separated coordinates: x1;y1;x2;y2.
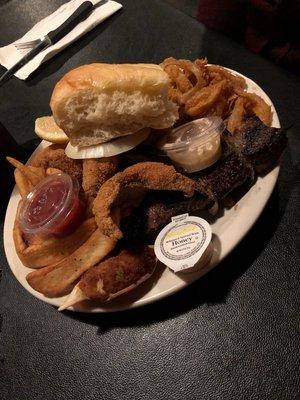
0;1;299;399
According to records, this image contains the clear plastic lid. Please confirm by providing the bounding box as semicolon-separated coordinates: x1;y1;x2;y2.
19;172;79;235
160;116;224;152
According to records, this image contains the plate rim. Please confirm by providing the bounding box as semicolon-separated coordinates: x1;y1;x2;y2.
3;68;280;313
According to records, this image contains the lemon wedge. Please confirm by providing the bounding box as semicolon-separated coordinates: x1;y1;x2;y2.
35;116;69;144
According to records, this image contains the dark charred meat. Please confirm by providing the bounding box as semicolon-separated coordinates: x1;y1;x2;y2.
190;116;286;202
121;191;212;244
223;116;287;174
190;152;254;202
120;116;287;245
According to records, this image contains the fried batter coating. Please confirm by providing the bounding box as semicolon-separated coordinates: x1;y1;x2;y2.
30;144;83;183
227;97;247;134
207;65;246;91
82;157;119;200
161;57;272;132
185;80;227;118
161;57;208;105
239;91;272;126
93;162;195;241
79;246;156;301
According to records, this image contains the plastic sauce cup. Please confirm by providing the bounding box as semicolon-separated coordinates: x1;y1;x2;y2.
159;116;224;173
19;172;85;236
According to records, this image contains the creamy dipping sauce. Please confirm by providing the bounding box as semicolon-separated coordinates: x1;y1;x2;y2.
159;116;224;173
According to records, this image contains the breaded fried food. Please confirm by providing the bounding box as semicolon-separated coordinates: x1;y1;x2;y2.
93;161;195;241
26;229;116;297
80;246;156;300
206;65;246;91
30;144;82;183
161;57;209;106
161;57;272;133
227;97;247;134
58;247;156;310
185;80;227;117
82;157;119;199
238;91;272;126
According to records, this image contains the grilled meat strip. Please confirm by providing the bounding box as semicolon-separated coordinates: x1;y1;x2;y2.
190;116;287;201
120;117;287;245
222;116;287;174
121;191;212;244
191;151;255;202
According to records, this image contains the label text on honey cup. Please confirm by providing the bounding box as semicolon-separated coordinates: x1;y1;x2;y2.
154;214;212;272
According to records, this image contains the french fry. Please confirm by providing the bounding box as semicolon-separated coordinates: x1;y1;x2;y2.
13;200;97;268
7;157;46;186
26;229;116;297
14;169;32;198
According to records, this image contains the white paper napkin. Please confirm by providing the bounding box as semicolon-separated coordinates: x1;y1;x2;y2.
0;0;122;80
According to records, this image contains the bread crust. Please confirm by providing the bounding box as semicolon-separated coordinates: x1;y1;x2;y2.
50;63;178;146
51;63;169;107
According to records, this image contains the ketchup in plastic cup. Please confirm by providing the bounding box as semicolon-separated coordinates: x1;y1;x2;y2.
19;172;85;236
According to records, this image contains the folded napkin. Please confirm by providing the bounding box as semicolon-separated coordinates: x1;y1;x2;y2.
0;0;122;80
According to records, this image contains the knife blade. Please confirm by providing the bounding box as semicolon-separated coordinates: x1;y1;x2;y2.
0;1;94;86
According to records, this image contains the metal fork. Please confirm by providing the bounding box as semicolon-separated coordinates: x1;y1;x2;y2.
14;39;42;54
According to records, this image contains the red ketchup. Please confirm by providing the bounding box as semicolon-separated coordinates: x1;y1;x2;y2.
19;173;85;236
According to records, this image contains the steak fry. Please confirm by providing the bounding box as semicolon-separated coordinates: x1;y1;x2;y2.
93;162;195;241
26;229;116;297
14;205;97;268
7;157;46;187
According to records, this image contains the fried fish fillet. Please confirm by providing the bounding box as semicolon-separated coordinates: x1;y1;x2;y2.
92;161;195;241
82;157;119;199
30;144;83;183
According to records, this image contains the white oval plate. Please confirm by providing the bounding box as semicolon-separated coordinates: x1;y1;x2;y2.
3;69;280;313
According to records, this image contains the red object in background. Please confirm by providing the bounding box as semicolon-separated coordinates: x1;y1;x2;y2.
197;0;300;73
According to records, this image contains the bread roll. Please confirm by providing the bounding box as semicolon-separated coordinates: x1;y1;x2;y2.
50;63;178;146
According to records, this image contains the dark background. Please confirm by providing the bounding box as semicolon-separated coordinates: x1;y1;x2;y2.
0;1;299;399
